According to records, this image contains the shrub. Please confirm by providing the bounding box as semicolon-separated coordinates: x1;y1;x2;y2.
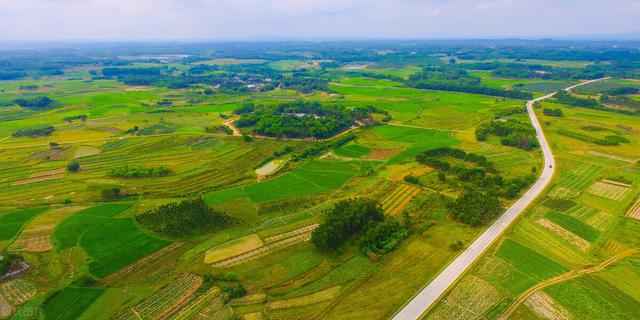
101;187;121;201
67;161;80;173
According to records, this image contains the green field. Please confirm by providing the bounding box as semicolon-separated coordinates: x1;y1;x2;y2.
0;207;47;241
53;203;131;250
43;287;105;320
80;218;171;277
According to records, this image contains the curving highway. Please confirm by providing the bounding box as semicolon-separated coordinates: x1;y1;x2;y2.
391;78;609;320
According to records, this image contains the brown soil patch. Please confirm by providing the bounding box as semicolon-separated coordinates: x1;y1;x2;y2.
9;206;86;252
367;148;402;160
13;168;65;186
524;292;571;320
268;286;341;310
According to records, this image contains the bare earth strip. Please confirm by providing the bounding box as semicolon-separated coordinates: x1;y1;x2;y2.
391;78;610;320
524;291;571;320
212;232;313;268
535;219;590;251
498;248;637;319
587;181;630;201
267;286;341;310
626;196;640;220
587;151;636;163
12;168;65;186
9;206;86;252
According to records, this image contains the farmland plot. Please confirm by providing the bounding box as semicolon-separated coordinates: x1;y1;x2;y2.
168;287;224;320
268;286;341;310
523;291;572;320
80;218;172;278
9;206;86;252
542;198;577;212
626;196;640;220
0;207;47;241
426;276;501;320
587;181;631;201
0;279;37;308
565;204;614;231
11;168;65;186
117;273;203;320
205;224;319;267
381;183;422;216
43;287;105;320
536;219;590;251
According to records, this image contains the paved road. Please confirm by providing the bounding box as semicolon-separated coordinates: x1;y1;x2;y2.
391;78;609;320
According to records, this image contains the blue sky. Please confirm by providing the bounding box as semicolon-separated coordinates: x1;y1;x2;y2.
1;0;639;40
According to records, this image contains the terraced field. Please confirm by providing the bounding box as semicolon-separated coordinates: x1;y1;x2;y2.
117;273;203;320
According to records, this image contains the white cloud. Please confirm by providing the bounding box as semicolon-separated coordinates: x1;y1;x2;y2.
0;0;637;40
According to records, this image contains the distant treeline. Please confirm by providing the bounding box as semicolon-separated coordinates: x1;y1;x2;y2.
408;65;533;99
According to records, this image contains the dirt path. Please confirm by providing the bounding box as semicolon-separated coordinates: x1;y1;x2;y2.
223;120;242;136
498;248;637;320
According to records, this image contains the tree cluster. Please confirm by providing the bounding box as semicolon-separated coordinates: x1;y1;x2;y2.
108;166;171;178
416;147;535;198
312;199;409;257
450;190;503;226
135;198;237;238
15;96;59;109
235;101;383;139
476;119;538;150
543;108;563;117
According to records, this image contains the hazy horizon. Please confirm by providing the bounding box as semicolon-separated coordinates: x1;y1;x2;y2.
2;0;640;41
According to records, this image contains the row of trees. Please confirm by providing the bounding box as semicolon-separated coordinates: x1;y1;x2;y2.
476;119;538;150
12;126;55;137
15;96;59;109
135;198;237;238
108;166;171;178
311;198;409;257
543;108;563;117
